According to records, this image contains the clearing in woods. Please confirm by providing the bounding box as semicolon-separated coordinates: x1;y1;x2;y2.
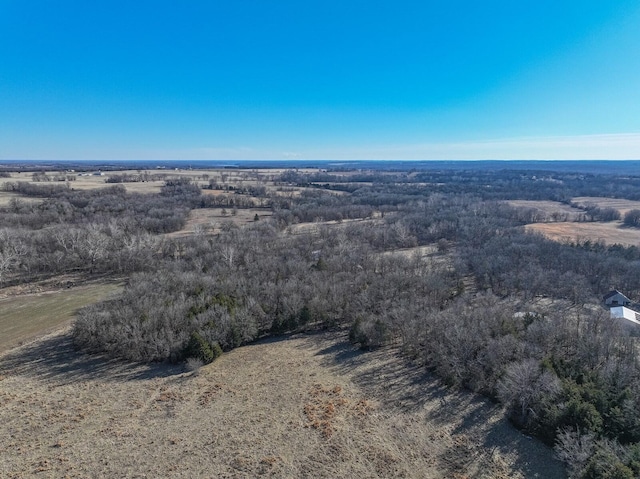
508;197;640;246
0;329;565;478
0;282;122;353
506;200;584;221
526;222;640;247
571;197;640;216
166;207;273;238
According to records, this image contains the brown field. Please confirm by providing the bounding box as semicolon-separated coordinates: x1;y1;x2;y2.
572;197;640;216
0;168;344;201
287;217;384;236
273;186;349;198
0;330;564;478
0;170;183;195
0;281;122;353
526;221;640;247
166;207;273;238
0;169;241;195
506;200;584;221
0;192;42;207
0;169;351;207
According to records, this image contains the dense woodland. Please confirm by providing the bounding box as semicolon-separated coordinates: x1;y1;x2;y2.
4;167;640;478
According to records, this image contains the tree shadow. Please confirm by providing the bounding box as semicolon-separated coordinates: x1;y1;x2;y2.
297;331;566;479
0;332;183;385
300;331;451;413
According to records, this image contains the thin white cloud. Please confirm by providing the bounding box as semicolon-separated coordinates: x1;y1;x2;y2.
299;133;640;160
5;133;639;161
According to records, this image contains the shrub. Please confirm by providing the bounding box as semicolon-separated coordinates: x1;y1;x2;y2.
211;341;223;360
623;209;640;228
581;449;634;479
555;428;595;478
349;317;390;350
183;332;222;365
299;305;311;326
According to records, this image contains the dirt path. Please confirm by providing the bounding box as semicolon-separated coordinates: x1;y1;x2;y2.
0;330;565;478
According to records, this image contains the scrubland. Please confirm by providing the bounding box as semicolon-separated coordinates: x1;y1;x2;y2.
4;165;640;478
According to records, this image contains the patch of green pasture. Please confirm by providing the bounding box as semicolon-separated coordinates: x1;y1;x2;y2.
0;282;122;353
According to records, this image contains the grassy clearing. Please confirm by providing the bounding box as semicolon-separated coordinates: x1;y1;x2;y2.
0;192;43;207
166;207;273;237
0;331;564;478
526;221;640;247
514;197;640;246
0;170;212;195
287;217;384;235
572;197;640;216
0;282;122;353
506;200;584;221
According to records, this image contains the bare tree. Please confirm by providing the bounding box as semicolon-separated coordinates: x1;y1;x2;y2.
497;359;561;427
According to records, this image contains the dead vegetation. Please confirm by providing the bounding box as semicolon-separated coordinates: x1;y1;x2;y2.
572;196;640;216
506;200;584;221
526;221;640;247
166;207;272;238
0;329;564;478
508;198;640;246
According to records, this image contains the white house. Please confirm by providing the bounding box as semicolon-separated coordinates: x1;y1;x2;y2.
604;290;640;326
603;290;631;307
609;306;640;326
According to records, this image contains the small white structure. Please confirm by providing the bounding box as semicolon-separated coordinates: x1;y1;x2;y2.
604;290;640;327
609;306;640;326
603;290;631;307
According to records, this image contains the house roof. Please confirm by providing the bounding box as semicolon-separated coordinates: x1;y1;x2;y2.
603;290;629;301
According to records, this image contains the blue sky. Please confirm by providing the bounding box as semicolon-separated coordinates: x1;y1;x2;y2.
1;1;639;160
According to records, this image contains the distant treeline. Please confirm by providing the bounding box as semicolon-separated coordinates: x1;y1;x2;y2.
4;168;640;477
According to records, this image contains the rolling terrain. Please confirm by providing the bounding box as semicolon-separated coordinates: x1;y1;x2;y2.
0;329;563;479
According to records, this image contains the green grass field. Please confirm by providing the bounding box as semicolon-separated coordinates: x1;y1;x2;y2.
0;282;122;353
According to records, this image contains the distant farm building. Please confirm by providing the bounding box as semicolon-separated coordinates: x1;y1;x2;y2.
603;290;631;307
603;290;640;326
609;306;640;326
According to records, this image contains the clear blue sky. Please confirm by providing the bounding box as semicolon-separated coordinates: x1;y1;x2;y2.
1;1;639;160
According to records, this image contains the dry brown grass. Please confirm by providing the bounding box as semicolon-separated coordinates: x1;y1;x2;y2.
0;168;347;206
165;207;273;238
506;200;584;220
0;281;122;353
0;330;564;478
513;197;640;246
287;216;384;235
526;221;640;247
572;197;640;216
0;192;42;207
0;169;243;196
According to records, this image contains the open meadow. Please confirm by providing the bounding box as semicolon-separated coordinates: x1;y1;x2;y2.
0;329;563;479
572;197;640;216
0;168;330;204
166;207;273;238
506;198;640;246
505;200;584;221
0;281;122;353
525;221;640;247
